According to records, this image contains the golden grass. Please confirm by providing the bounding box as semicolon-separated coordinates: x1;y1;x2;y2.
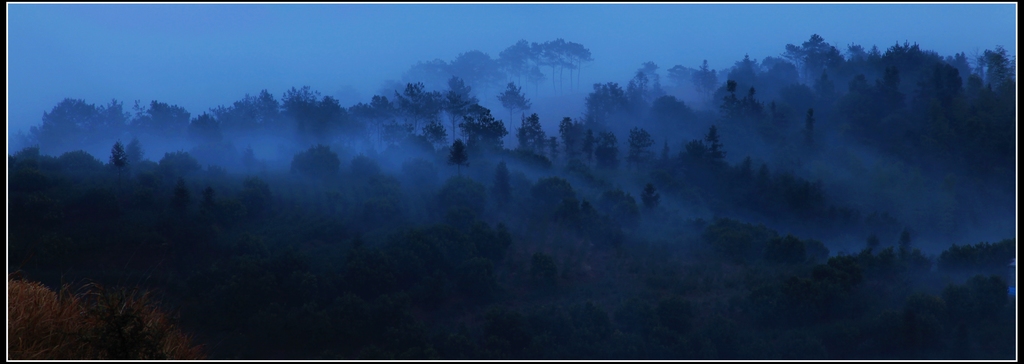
8;275;205;360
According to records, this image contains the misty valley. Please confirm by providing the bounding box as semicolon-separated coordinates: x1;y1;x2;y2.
7;35;1016;359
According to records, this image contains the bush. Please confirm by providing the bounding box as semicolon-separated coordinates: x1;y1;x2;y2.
8;275;204;360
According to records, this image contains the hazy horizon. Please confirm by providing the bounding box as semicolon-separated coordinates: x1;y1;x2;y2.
7;3;1017;147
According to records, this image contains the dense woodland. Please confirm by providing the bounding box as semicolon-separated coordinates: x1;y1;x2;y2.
7;35;1017;359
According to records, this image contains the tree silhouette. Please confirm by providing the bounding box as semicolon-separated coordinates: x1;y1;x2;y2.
290;144;340;180
581;129;596;165
594;131;619;170
109;140;128;191
422;120;448;150
443;76;477;143
497;82;531;123
459;105;508;152
200;186;216;217
704;125;726;163
492;161;511;209
515;113;546;154
547;137;559;162
626;127;655;170
867;234;881;251
171;177;190;215
692;60;719;107
448;139;469;176
125;137;144;168
558;117;583;160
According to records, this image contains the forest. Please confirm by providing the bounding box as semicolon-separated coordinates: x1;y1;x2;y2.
7;34;1017;359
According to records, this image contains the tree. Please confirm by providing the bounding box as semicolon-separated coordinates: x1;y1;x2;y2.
515;113;546;153
684;139;709;160
132;100;191;141
281;86;355;144
126;137;144;167
32;98;129;156
583;82;629;128
350;94;395;148
422;119;448;150
784;34;845;83
448;139;469;176
581;129;596;165
459;104;508;152
187;112;223;146
720;80;742;119
564;40;593;91
530;252;558;288
171;177;190;215
109;140;128;190
492;161;511;210
641;183;659;209
158;151;201;181
199;186;216;217
547;136;559;162
626;127;655;170
594;131;619;170
804;108;815;145
704;125;726;163
867;234;881;250
448;50;504;91
626;70;650;112
497;82;531;122
241;146;259;173
443;77;478;143
899;228;912;251
982;45;1014;87
692;60;720;107
499;39;532;86
239;176;272;218
393;82;443;133
558;117;583;160
290;144;340;180
639;61;666;98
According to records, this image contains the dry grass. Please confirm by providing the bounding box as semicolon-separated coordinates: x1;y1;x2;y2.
8;274;205;360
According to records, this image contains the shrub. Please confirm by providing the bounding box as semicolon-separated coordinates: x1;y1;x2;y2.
8;275;204;360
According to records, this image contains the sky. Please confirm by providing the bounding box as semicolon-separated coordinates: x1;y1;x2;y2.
6;2;1017;142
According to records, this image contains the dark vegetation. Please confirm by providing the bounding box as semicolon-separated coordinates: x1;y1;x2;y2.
8;35;1016;359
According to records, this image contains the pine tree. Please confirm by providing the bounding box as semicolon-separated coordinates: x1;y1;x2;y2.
704;125;726;163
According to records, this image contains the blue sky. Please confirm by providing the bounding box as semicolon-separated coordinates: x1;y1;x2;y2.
6;3;1016;141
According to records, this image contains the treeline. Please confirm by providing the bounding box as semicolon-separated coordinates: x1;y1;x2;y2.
8;34;1016;359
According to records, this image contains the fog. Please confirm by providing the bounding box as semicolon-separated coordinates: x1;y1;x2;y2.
7;3;1018;360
